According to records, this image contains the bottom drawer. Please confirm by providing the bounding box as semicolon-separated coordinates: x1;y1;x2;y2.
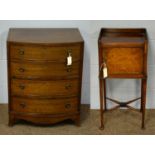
11;97;79;114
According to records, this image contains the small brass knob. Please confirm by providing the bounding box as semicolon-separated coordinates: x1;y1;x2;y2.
67;68;71;72
20;103;26;108
19;85;25;90
18;49;24;55
65;103;71;109
65;84;72;89
18;68;25;72
67;50;72;55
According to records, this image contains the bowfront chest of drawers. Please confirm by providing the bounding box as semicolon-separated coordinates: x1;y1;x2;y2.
7;28;84;126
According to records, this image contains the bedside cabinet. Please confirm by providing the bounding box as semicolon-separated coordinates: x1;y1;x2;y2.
98;28;148;129
7;28;84;126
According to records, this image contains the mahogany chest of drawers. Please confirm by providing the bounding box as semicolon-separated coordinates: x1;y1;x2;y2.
7;28;84;126
98;28;148;129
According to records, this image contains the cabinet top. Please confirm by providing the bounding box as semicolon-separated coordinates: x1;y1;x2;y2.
7;28;84;44
98;28;147;47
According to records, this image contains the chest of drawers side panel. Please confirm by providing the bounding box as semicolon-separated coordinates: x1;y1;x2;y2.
78;42;84;112
7;41;12;115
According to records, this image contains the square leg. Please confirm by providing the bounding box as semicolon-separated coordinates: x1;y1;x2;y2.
99;78;104;130
141;78;147;129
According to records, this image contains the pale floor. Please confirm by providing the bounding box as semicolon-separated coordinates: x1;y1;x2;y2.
0;104;155;135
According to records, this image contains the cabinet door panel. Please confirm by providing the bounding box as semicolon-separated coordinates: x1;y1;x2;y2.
103;47;143;75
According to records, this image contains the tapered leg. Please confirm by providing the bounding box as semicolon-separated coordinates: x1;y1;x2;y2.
103;79;107;111
141;78;147;129
74;115;80;127
140;79;143;112
99;78;104;130
8;114;15;126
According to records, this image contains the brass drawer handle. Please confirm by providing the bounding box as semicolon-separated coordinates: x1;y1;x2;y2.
67;50;72;55
65;84;72;89
20;102;26;108
19;85;25;90
65;103;71;109
18;68;25;72
67;68;71;72
18;49;24;55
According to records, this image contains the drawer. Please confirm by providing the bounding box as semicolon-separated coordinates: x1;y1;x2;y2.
103;47;144;75
11;79;80;97
11;97;79;114
10;45;81;62
10;61;81;79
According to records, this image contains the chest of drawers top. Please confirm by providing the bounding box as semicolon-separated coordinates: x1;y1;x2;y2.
7;28;83;45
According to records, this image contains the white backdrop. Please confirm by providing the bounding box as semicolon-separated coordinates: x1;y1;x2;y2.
0;20;155;109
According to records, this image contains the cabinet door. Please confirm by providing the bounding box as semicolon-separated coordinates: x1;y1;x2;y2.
103;47;144;75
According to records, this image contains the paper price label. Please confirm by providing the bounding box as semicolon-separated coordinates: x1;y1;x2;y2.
67;55;72;66
103;66;108;78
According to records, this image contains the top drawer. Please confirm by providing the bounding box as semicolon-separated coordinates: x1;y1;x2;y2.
9;44;82;62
